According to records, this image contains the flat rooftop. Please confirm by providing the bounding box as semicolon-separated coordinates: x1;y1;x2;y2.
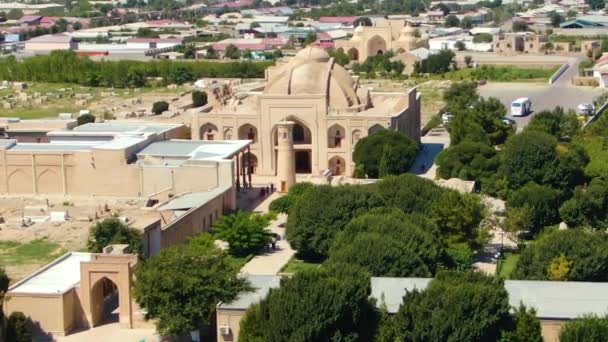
158;185;232;211
371;277;608;319
9;252;92;294
137;139;251;161
73;122;182;135
218;275;281;310
9;143;96;152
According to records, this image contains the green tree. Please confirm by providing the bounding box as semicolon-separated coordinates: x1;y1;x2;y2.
512;229;608;281
526;107;580;139
268;182;314;214
239;265;375;342
449;97;512;146
500;130;558;189
1;267;8;319
372;173;444;215
547;253;572;280
506;182;561;235
6;312;33;342
213;211;274;257
327;210;445;277
473;33;493;43
501;304;543;342
205;46;218;59
454;40;466;51
224;44;241;59
87;217;142;253
431;191;487;248
414;49;455;74
134;233;249;336
191;90;208;107
302;32;317;46
393;271;511;341
559;178;608;228
445;14;461;27
170;65;195;84
353;129;418;179
461;16;474;29
435;141;500;184
560;315;608;342
77;113;96;126
126;66;146;88
151;100;169;114
286;184;384;261
328;47;350;66
512;21;529;32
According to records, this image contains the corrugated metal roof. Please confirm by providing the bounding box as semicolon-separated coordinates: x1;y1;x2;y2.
157;185;231;210
371;277;608;319
218;275;281;310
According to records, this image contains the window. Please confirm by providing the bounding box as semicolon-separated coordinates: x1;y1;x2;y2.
247;128;255;140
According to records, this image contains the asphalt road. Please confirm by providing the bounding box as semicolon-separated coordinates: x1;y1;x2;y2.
478;57;604;128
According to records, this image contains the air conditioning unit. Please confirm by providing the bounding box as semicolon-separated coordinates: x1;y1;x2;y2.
219;326;231;336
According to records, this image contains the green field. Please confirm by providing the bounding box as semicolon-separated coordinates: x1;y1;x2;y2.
281;257;321;274
498;252;520;279
0;238;65;267
430;65;559;83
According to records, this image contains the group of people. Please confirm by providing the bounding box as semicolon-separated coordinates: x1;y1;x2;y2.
260;183;275;197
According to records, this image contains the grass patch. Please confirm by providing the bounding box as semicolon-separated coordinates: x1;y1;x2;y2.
428;65;559;82
498;252;520;279
281;257;321;274
0;238;65;267
227;254;254;271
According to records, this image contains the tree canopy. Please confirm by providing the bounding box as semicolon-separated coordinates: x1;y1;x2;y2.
239;265;375;342
512;229;608;281
286;184;384;261
268;182;314;214
353;129;418;178
506;182;561;235
560;315;608;342
559;177;608;228
390;271;511;342
213;211;274;257
134;233;249;336
87;217;142;254
327;210;446;277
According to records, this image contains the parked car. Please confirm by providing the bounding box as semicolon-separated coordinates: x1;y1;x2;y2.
502;118;515;126
577;103;594;116
441;112;454;125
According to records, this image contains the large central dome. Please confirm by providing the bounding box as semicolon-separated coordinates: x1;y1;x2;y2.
264;46;369;111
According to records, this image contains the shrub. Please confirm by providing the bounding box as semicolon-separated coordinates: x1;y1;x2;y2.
371;173;444;215
353;129;418;178
87;217;142;254
151;101;169;114
77;113;95;126
191;90;208;107
560;315;608;342
6;312;33;342
212;211;274;257
268;182;314;214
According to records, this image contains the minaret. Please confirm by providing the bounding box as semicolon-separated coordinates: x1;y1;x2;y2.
276;120;296;192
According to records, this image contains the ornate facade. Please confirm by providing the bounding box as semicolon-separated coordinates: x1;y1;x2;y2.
192;46;421;178
335;19;419;62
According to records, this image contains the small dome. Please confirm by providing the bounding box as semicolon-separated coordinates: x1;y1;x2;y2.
294;46;330;62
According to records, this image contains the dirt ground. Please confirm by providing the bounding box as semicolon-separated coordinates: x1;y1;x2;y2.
0;196;157;282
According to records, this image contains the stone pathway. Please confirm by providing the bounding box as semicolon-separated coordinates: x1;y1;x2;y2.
239;192;295;276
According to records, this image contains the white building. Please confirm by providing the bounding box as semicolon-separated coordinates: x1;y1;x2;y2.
429;35;492;52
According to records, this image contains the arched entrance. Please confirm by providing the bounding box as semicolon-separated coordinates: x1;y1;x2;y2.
352;129;362;147
238;124;258;143
368;124;385;135
241;152;258;174
329;156;346;175
91;277;119;326
347;48;359;62
367;35;387;58
223;128;233;140
295;151;311;174
200;123;218;141
328;124;346;148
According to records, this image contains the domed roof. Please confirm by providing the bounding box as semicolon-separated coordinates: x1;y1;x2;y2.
263;47;364;111
293;46;330;62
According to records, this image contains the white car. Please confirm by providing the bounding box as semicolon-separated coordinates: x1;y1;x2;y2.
577;103;594;116
441;112;454;125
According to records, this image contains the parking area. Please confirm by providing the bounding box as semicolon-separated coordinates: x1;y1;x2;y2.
478;82;604;128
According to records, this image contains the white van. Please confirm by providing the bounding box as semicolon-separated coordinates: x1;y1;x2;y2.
511;98;532;117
